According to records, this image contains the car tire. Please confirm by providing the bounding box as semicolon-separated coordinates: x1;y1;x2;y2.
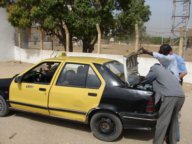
90;112;123;142
0;94;9;117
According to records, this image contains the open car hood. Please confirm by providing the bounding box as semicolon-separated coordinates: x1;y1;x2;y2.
123;52;140;86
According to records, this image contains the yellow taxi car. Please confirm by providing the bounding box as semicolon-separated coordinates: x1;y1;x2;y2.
0;54;158;141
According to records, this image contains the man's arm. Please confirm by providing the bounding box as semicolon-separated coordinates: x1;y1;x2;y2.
138;48;153;56
138;48;174;62
179;72;187;79
141;66;157;84
176;55;188;79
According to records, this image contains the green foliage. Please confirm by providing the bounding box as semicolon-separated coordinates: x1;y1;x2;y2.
0;0;8;7
8;4;31;27
115;0;151;35
6;0;151;52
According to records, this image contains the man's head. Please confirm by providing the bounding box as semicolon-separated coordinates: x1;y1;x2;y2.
159;44;173;55
46;62;54;70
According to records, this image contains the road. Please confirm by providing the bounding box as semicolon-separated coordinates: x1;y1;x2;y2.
0;61;192;144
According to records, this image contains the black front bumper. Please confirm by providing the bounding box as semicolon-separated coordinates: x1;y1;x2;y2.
0;78;14;99
119;112;158;130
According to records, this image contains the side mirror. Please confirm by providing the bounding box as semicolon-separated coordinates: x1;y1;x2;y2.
14;76;22;83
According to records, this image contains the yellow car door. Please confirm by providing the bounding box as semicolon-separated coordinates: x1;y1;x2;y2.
9;62;60;115
49;63;105;122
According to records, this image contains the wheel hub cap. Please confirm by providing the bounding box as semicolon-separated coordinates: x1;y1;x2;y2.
99;118;114;134
101;122;110;130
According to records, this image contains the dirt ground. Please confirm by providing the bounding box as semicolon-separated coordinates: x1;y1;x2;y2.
0;61;192;144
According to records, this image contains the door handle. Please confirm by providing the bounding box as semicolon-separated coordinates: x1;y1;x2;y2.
39;88;46;91
88;93;97;97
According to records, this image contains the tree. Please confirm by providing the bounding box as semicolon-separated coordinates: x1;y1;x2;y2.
115;0;150;35
72;0;115;52
7;0;74;51
6;0;150;52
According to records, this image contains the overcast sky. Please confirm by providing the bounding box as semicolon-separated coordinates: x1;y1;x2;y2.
145;0;192;37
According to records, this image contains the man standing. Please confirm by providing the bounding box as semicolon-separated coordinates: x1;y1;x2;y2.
139;44;187;142
141;63;185;144
139;44;180;81
158;44;188;84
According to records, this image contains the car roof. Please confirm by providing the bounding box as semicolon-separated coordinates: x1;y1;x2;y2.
44;56;112;64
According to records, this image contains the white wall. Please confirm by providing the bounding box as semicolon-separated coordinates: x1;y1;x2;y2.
14;46;192;84
0;8;15;61
14;46;59;63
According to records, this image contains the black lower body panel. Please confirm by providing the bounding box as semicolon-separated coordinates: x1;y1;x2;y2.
119;112;158;130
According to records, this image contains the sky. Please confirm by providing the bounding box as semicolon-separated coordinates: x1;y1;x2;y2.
145;0;192;37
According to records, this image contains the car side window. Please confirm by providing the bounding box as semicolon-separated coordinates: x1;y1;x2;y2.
94;63;124;87
86;67;101;89
22;62;60;84
57;63;87;87
56;63;101;89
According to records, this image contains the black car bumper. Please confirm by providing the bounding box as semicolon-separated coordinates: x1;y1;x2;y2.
0;78;14;99
119;112;158;130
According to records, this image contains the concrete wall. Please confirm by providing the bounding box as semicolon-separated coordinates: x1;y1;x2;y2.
14;46;192;84
0;8;15;61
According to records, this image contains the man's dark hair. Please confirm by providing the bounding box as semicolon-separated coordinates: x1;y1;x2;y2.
159;44;172;55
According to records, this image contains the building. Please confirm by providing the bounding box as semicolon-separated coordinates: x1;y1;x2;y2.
0;8;14;61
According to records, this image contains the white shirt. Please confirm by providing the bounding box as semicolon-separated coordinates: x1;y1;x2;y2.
153;52;180;81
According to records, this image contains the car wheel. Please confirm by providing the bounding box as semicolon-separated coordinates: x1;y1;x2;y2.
0;94;9;117
90;112;123;142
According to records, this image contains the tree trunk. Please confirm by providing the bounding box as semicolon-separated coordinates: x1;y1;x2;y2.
82;37;95;53
88;45;94;53
60;34;73;52
82;40;88;52
58;36;66;51
69;35;73;52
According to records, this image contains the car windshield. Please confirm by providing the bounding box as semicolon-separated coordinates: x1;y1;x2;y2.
104;61;125;82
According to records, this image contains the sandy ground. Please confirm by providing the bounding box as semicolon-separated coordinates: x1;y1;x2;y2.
0;61;192;144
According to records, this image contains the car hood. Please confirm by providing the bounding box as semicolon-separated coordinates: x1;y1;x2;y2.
0;77;14;91
123;52;140;86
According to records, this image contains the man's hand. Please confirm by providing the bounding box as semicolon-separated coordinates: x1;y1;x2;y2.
137;47;143;54
137;47;153;56
137;47;147;54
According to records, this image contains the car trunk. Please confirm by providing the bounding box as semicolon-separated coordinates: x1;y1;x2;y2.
123;53;160;112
